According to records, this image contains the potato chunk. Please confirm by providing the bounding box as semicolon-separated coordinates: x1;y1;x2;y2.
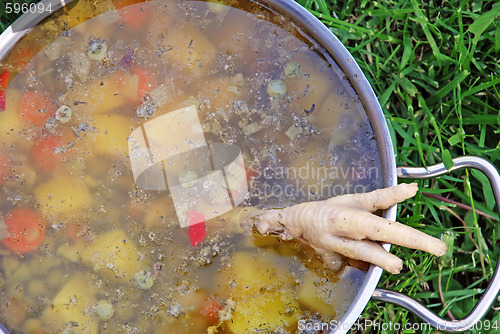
220;251;299;332
148;22;216;76
35;174;93;217
42;272;98;334
228;290;299;334
63;72;138;115
92;114;136;155
81;229;148;284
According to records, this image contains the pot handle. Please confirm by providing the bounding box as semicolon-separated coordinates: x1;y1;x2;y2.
372;156;500;333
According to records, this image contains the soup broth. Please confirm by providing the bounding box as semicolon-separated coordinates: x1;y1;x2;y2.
0;0;382;333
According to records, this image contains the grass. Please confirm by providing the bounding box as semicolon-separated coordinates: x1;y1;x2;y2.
293;0;500;333
1;0;499;333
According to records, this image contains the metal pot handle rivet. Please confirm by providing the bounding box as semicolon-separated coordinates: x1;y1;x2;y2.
373;156;500;333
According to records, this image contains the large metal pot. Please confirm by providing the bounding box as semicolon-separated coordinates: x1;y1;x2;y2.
1;0;499;333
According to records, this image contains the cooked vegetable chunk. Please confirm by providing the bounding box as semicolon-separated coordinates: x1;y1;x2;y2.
147;22;216;76
95;299;114;321
42;273;98;334
81;229;148;284
297;270;337;316
0;151;11;186
222;252;298;333
64;73;138;115
20;91;56;127
92;114;136;155
0;209;45;254
35;174;93;217
31;135;66;173
228;290;299;334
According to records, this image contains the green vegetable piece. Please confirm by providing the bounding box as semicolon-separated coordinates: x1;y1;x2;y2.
87;39;107;61
95;299;114;321
179;170;198;187
267;80;287;98
284;62;300;78
134;270;154;290
62;329;79;334
56;105;72;123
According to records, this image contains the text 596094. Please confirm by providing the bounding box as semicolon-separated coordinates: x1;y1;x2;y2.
5;2;53;15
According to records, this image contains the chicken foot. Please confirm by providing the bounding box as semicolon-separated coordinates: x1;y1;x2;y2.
251;183;447;274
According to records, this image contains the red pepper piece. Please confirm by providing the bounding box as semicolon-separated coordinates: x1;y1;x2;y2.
0;70;9;111
0;92;6;112
187;210;207;247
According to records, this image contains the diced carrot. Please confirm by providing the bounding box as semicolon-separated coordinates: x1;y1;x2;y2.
132;65;155;101
118;5;152;28
0;69;10;89
11;46;34;70
0;70;9;111
0;151;11;187
2;298;26;327
1;208;45;254
65;222;83;241
31;135;65;173
20;91;56;127
200;297;222;325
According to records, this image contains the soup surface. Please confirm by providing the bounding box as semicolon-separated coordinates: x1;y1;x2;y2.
0;0;382;333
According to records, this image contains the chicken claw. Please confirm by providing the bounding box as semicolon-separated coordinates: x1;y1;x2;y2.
254;183;447;274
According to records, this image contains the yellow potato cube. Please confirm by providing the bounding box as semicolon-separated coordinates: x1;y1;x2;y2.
64;72;138;116
221;251;295;299
218;251;300;332
228;289;299;334
92;114;137;155
35;174;93;217
0;88;23;144
42;272;98;334
81;229;148;284
285;55;331;115
149;23;216;76
143;198;177;228
297;270;337;317
62;0;95;28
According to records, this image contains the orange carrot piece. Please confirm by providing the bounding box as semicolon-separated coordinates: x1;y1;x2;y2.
31;135;65;173
20;91;56;127
2;298;26;327
11;46;34;70
200;297;222;325
1;208;45;254
65;222;83;241
119;5;152;28
132;65;155;100
0;151;11;187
